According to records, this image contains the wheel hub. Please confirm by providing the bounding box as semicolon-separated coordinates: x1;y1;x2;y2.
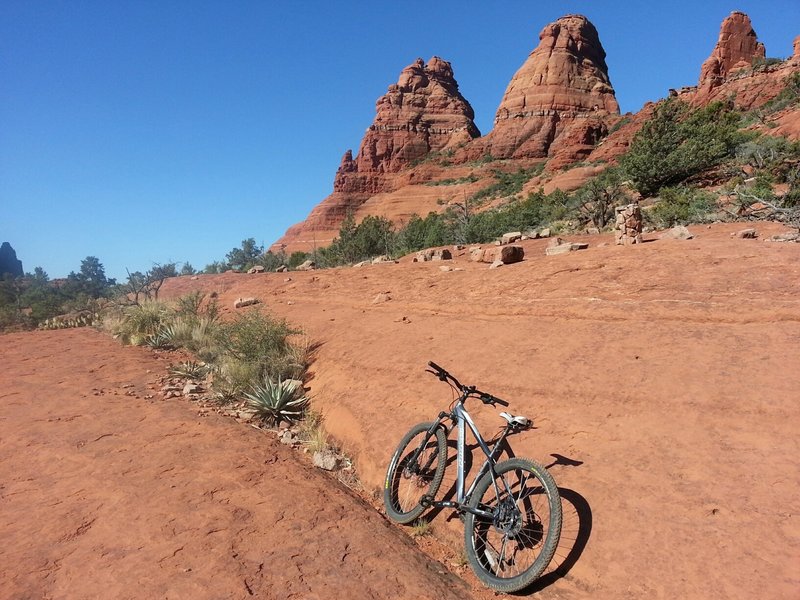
494;499;523;537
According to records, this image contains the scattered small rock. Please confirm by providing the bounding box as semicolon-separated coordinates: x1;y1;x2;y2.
234;297;260;309
439;265;453;272
545;244;572;256
247;265;265;274
371;255;397;264
183;382;201;396
313;450;341;471
489;260;504;269
765;232;800;243
276;265;288;272
236;409;257;422
469;247;486;262
736;228;758;239
372;292;392;304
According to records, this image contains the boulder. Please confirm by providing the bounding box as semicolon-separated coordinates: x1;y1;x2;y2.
659;226;694;240
296;260;316;271
431;248;452;261
501;231;523;244
498;245;525;264
247;265;265;274
276;265;288;272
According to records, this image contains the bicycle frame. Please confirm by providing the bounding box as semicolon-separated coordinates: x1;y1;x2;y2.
420;400;514;518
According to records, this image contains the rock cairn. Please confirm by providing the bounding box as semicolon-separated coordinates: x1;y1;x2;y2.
615;202;643;245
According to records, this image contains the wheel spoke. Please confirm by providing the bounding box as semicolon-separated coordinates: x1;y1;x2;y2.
465;458;562;592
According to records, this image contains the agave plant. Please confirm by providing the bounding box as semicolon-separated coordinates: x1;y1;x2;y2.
168;360;208;379
244;378;308;426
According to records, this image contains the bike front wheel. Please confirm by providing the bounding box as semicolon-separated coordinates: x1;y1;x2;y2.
383;422;447;524
464;457;562;593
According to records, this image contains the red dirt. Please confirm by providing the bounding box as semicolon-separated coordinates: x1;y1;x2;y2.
3;221;800;598
0;329;472;600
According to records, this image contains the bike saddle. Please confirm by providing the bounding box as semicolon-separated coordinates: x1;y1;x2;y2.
499;412;530;428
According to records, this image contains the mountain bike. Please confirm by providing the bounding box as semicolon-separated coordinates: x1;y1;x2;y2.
383;362;562;593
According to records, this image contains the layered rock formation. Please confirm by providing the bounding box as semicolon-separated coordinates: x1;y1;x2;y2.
276;12;800;254
0;242;23;278
478;14;619;166
699;11;766;90
337;56;479;196
276;57;478;250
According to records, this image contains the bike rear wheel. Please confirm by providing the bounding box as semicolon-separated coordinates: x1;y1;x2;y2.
464;457;562;593
383;422;447;524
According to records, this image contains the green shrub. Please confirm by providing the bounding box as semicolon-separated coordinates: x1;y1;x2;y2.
112;301;170;345
217;310;300;381
620;99;745;196
648;187;717;227
469;165;544;205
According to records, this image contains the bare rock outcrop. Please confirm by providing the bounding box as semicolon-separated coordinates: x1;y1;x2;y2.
478;14;619;167
338;56;479;195
0;242;23;278
276;57;478;252
699;11;765;91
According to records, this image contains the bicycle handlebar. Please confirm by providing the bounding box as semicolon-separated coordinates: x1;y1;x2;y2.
427;361;510;407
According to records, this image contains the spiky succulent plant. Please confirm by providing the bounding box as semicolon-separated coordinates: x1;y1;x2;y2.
168;360;208;379
244;378;308;426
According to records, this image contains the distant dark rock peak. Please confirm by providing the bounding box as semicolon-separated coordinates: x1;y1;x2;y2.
0;242;24;278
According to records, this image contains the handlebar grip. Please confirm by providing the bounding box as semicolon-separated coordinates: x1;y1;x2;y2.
481;393;509;407
428;361;444;372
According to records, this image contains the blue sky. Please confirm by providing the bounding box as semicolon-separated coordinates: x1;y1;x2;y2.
2;1;798;280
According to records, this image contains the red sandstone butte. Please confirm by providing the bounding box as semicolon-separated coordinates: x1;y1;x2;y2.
477;14;619;166
275;57;478;252
699;11;766;90
336;56;479;196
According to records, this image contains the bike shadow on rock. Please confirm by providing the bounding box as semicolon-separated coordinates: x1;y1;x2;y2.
522;454;592;596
